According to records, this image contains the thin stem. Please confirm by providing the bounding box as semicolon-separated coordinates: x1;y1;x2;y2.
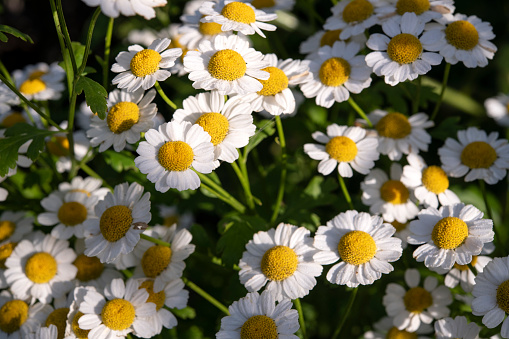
80;162;113;190
122;269;133;278
331;288;358;339
49;0;73;95
155;81;177;110
413;76;422;114
231;161;255;210
431;63;451;121
468;263;478;276
140;234;171;247
103;17;115;88
0;60;12;83
54;0;77;75
348;97;372;128
270;116;287;225
338;174;354;210
294;298;307;339
198;180;246;214
182;278;230;315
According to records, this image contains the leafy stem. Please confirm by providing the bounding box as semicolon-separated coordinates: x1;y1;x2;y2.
196;172;246;214
103;17;115;88
155;81;177;110
270;116;287;225
338;173;354;210
182;278;230;315
348;97;372;128
294;298;307;339
231;159;255;211
140;234;171;247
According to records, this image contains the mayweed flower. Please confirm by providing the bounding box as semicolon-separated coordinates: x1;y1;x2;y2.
12;62;65;101
434;255;492;293
377;0;455;24
81;0;167;20
299;29;367;57
323;0;382;40
364;316;433;339
435;316;480;339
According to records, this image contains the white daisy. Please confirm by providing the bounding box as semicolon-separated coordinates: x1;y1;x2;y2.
401;153;460;208
65;285;95;339
239;223;323;302
408;203;494;270
438;127;509;185
364;316;432;339
4;233;77;304
58;176;110;200
247;0;295;13
83;182;151;263
383;268;452;332
77;278;157;339
361;163;420;223
323;0;382;40
377;0;455;24
27;324;58;339
435;316;480;339
216;290;299;339
173;91;255;162
435;255;492;293
80;0;166;20
111;38;182;92
299;29;367;56
87;88;158;152
179;8;235;50
12;62;65;101
301;41;372;108
471;256;509;338
304;124;379;177
199;0;277;38
135;121;216;192
486;94;509;128
0;211;34;244
313;210;402;287
365;12;445;86
183;34;270;95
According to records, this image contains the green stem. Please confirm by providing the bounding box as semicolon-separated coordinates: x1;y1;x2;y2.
413;76;422;114
270;116;287;225
140;233;171;247
80;162;113;190
331;288;358;339
103;17;115;88
155;81;177;110
200;182;246;214
231;161;255;210
0;60;12;83
122;269;133;278
294;298;307;339
55;0;77;74
182;278;230;315
348;97;372;128
196;171;245;208
468;263;478;276
338;174;354;210
49;0;73;96
430;63;451;121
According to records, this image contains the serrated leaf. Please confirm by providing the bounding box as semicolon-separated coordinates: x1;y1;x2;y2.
75;77;108;119
244;119;276;156
0;25;33;43
102;150;136;172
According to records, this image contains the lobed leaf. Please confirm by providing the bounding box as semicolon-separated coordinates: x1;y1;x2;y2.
75;77;108;119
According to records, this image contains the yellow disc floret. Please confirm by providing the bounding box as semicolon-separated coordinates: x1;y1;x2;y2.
250;0;276;9
421;166;449;194
45;307;69;339
208;49;247;81
387;34;422;64
325;136;358;162
107;102;140;134
320;30;343;47
257;67;289;96
261;245;298;281
25;252;58;283
0;300;29;334
19;71;47;95
403;287;432;313
0;242;16;269
453;255;477;271
139;280;166;310
240;315;278;339
101;299;135;331
221;2;256;24
99;205;133;242
141;245;172;278
395;0;430;15
386;326;418;339
158;141;195;171
199;21;224;35
130;49;162;78
47;136;70;157
445;21;479;51
72;312;90;338
195;113;230;145
58;201;88;226
460;141;497;169
0;220;15;242
319;57;351;87
1;112;26;128
73;253;105;282
496;280;509;314
431;216;469;249
342;0;374;23
338;230;377;265
376;113;412;139
380;180;409;204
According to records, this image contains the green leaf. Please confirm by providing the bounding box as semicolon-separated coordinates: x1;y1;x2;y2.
170;306;196;320
23;168;53;190
102;150;136;173
0;25;33;43
75;77;108;119
244;119;276;156
70;42;86;70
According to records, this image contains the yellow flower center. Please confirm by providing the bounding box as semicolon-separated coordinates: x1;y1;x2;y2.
320;29;343;47
445;21;479;51
208;49;247;81
19;71;47;95
387;34;422;64
453;255;478;271
1;112;26;128
261;245;298;281
0;242;16;269
141;245;172;278
337;230;377;265
421;166;449;194
431;216;469;249
199;21;224;35
107;102;140;134
496;280;509;314
101;299;135;331
395;0;430;15
325;136;358;162
380;180;409;204
376;112;412;139
342;0;374;23
195;112;230;146
240;315;278;339
391;221;408;232
139;280;166;310
0;300;29;334
460;141;497;169
250;0;276;9
130;49;162;78
404;287;432;313
45;307;69;339
72;312;90;338
57;201;88;226
257;67;289;96
221;2;256;24
386;326;418;339
158;141;195;172
99;205;133;242
0;220;16;242
73;253;105;282
25;252;58;283
319;57;351;87
47;136;70;157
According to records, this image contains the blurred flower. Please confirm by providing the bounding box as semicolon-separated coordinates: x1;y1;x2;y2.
324;0;382;40
435;316;480;339
485;94;509;127
377;0;455;24
58;176;110;201
12;62;65;101
80;0;166;20
434;255;492;293
299;29;366;57
364;316;432;339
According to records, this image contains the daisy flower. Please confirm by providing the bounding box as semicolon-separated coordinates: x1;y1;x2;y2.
435;316;480;339
377;0;455;24
304;124;379;177
486;94;509;128
83;182;151;263
301;41;372;108
472;256;509;338
199;0;277;38
179;8;234;50
299;29;367;56
4;233;77;304
437;255;492;293
365;12;445;86
364;316;432;339
12;62;65;101
438;127;509;185
86;88;157;152
58;176;110;200
401;153;460;208
0;211;34;244
81;0;166;20
323;0;382;40
313;210;402;287
27;324;58;339
111;38;182;92
183;34;270;95
65;285;95;339
216;290;299;339
361;163;420;223
383;268;452;332
135;121;216;192
408;203;494;270
239;223;323;302
247;0;295;13
77;278;157;339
